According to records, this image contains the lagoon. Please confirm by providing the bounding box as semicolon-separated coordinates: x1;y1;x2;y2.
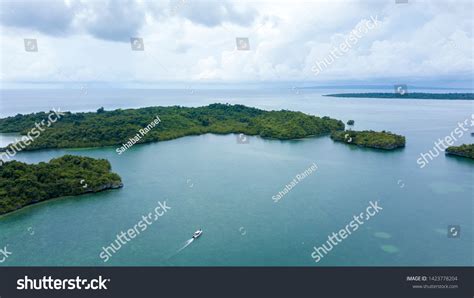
0;87;472;266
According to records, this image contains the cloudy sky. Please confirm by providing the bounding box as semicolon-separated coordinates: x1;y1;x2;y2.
0;0;472;87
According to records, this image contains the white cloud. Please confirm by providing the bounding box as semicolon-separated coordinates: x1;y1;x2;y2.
0;0;472;85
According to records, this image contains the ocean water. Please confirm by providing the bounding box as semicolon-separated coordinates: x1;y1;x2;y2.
0;88;472;266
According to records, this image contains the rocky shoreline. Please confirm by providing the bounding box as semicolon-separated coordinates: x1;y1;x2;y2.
0;182;124;216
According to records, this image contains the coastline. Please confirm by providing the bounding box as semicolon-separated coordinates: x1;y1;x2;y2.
0;182;124;218
0;104;346;152
445;152;473;159
445;151;474;160
3;132;337;156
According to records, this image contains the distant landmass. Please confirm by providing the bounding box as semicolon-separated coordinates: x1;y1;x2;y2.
324;93;474;100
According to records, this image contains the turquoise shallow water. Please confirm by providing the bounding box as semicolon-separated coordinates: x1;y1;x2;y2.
0;88;472;266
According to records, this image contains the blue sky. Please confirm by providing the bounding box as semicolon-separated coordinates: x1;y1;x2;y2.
0;0;472;87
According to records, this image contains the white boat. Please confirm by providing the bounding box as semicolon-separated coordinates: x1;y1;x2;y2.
192;229;203;239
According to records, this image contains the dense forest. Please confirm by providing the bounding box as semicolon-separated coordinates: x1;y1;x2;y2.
446;144;474;159
0;155;122;215
324;93;474;100
331;130;406;150
0;104;344;151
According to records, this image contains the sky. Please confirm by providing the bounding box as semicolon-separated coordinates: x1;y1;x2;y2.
0;0;473;87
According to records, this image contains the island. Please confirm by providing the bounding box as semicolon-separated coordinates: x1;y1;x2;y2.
0;103;345;151
324;93;474;100
331;130;406;150
0;155;123;215
445;144;474;159
347;120;355;125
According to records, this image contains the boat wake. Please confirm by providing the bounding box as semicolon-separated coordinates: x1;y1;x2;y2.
177;238;194;253
165;232;201;262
